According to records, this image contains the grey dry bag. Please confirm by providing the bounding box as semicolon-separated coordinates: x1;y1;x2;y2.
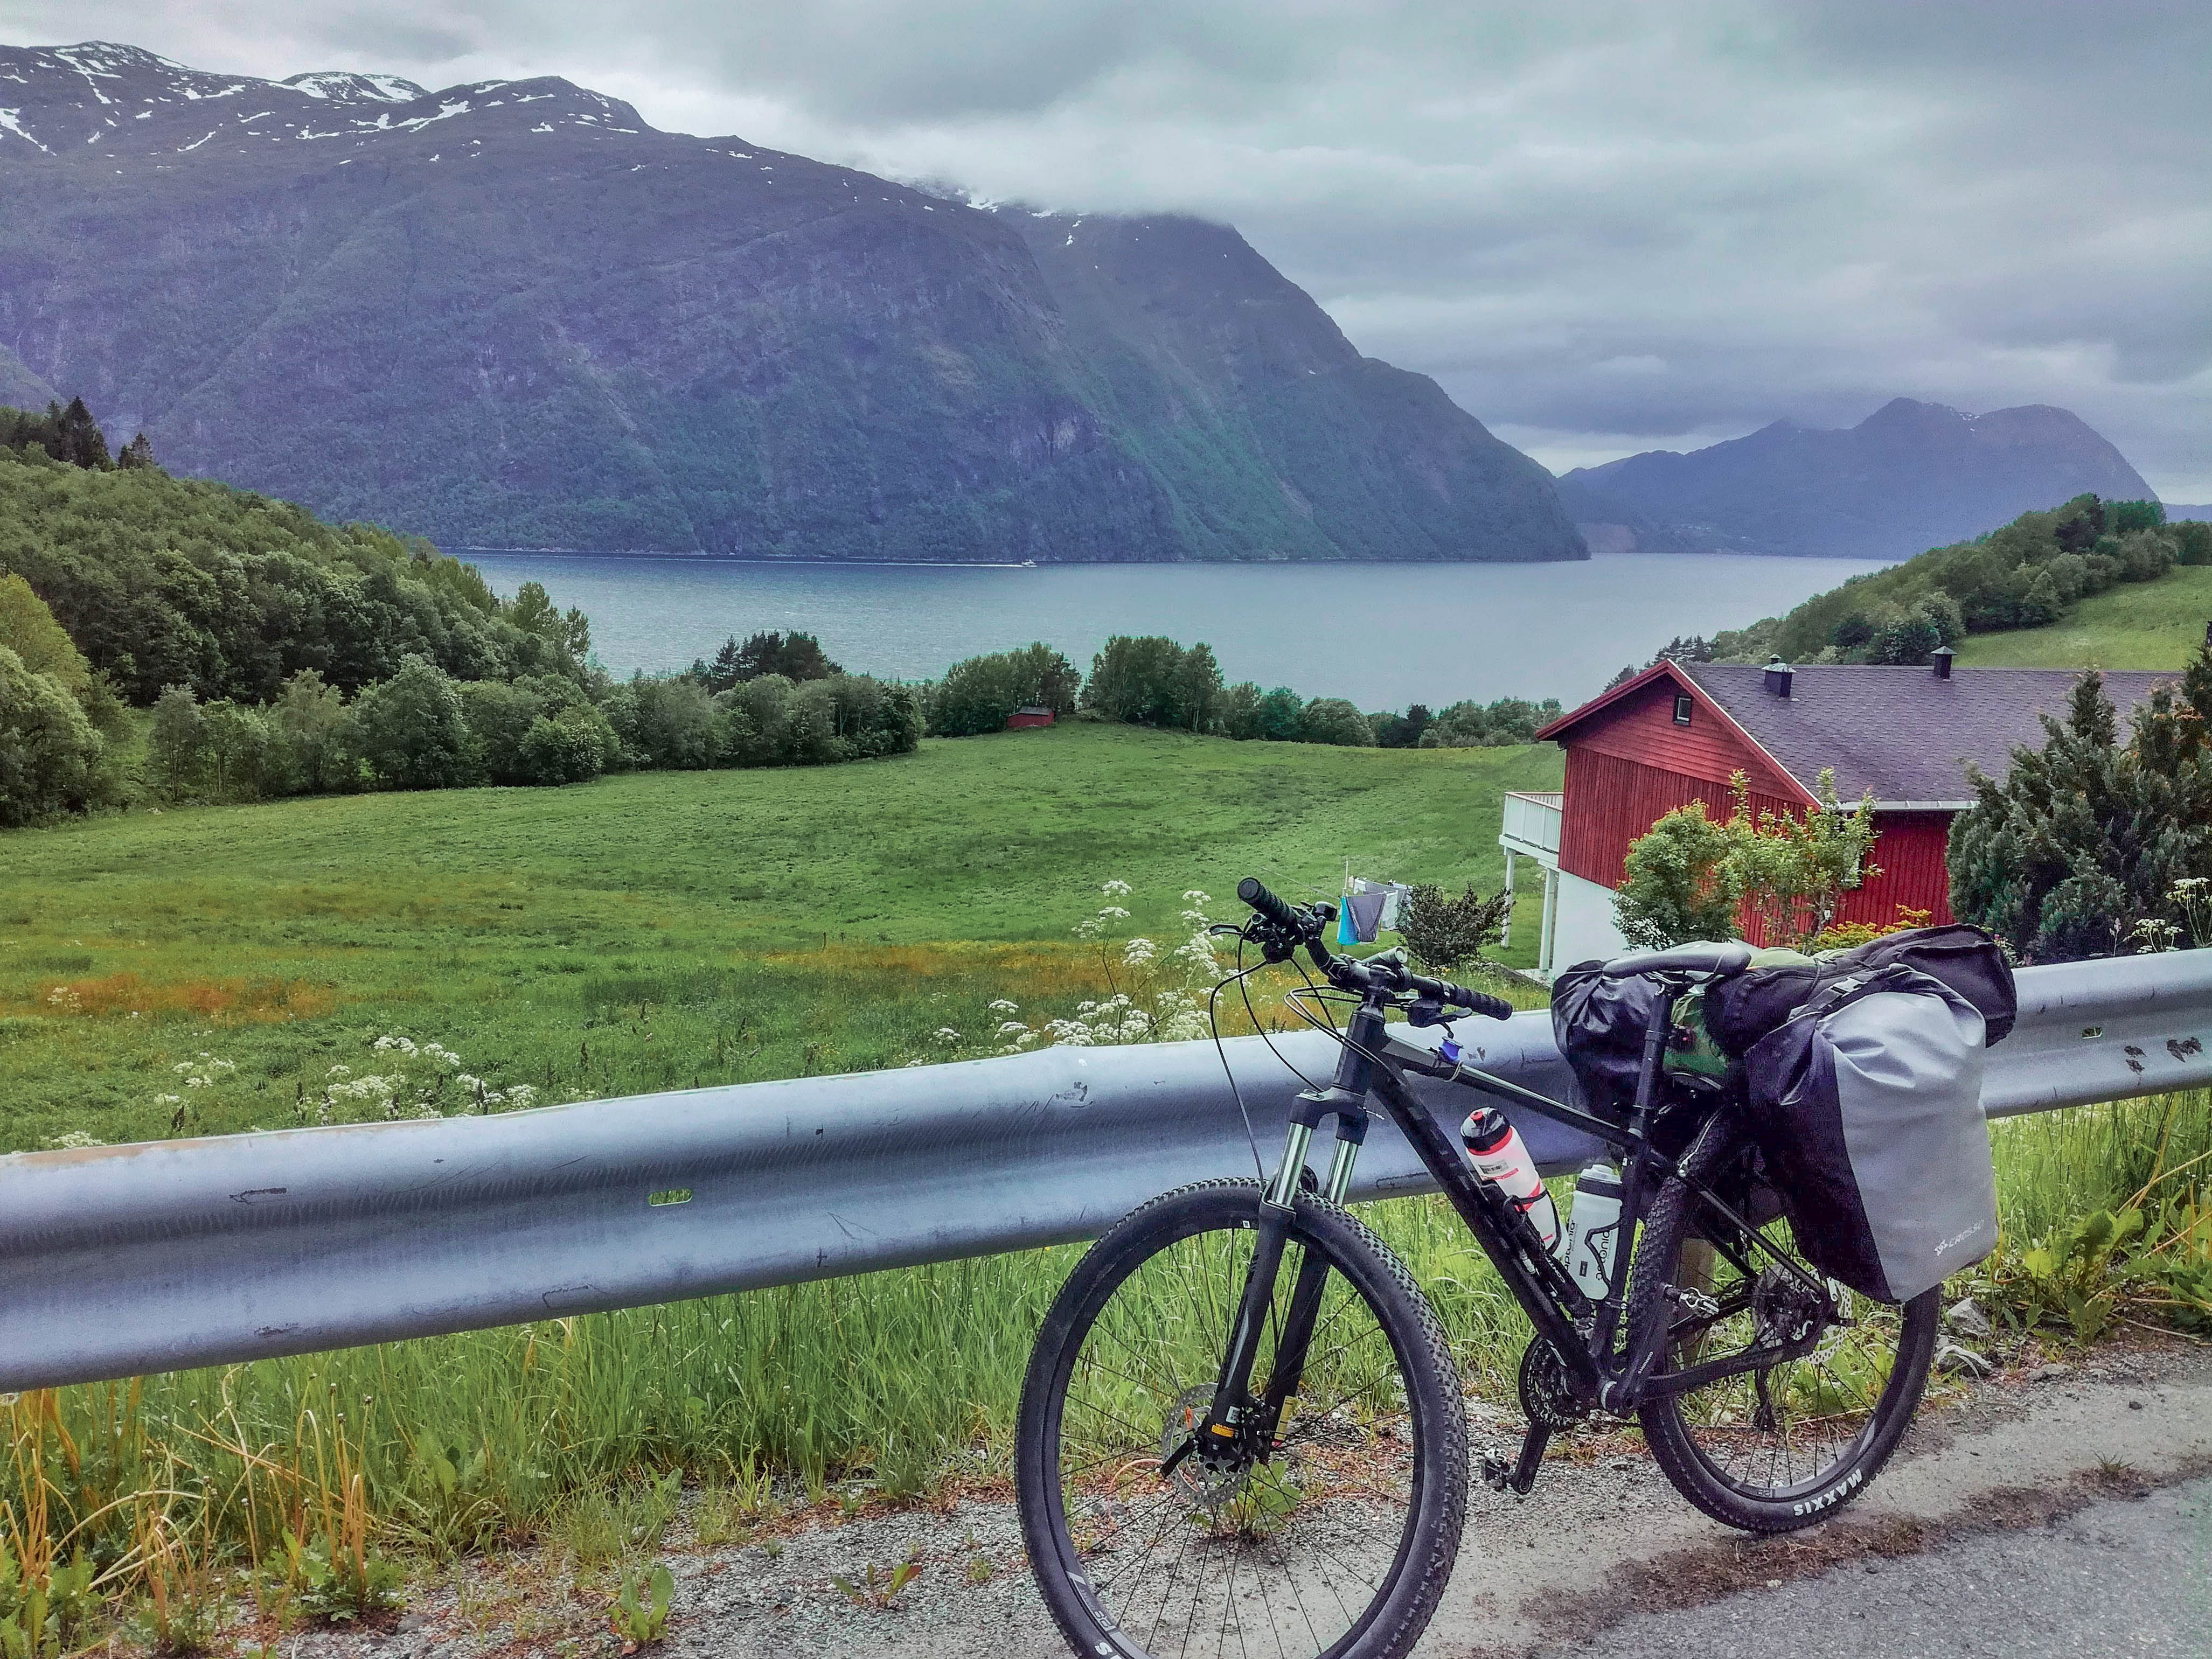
1741;963;1997;1304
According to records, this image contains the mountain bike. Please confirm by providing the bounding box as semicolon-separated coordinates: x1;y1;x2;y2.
1014;877;1939;1659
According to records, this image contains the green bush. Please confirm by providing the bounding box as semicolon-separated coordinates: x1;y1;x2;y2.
0;644;105;826
518;707;615;786
355;657;473;790
1297;696;1373;746
928;643;1080;736
1080;636;1223;731
1949;654;2212;960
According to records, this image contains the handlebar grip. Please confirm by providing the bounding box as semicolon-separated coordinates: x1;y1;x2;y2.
1237;876;1304;932
1407;971;1517;1022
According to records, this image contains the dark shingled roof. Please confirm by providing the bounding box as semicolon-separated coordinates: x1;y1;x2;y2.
1680;664;2185;806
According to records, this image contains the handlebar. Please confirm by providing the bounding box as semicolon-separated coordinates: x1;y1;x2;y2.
1236;875;1513;1021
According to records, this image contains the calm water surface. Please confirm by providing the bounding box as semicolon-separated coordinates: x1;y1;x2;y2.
465;553;1887;709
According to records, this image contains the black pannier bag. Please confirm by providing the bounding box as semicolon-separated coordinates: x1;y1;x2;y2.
1705;923;2018;1059
1742;963;1998;1303
1550;960;1668;1120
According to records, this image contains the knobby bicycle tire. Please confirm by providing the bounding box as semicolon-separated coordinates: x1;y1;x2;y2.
1015;1178;1468;1659
1628;1111;1939;1532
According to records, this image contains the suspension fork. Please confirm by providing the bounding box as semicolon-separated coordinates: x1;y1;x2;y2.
1201;1000;1381;1446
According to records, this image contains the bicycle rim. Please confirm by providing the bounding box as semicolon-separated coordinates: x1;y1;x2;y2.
1027;1187;1453;1659
1645;1138;1932;1505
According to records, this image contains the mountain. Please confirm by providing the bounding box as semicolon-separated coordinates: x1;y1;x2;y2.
0;42;1583;564
2165;504;2212;522
1556;399;2154;561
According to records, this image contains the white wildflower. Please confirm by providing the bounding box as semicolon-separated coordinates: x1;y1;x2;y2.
504;1084;538;1107
932;1027;963;1043
1101;880;1133;897
1097;905;1130;922
1181;889;1211;905
996;1020;1032;1037
987;999;1020;1014
326;1064;352;1078
42;1131;105;1151
1073;916;1102;940
1122;937;1157;967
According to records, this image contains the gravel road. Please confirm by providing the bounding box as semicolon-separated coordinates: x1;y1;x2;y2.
1535;1474;2212;1659
273;1333;2212;1659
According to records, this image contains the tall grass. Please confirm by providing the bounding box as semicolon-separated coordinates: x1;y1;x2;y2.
4;1098;2200;1625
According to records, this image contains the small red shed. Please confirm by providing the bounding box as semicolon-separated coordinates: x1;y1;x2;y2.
1505;659;2183;974
1006;705;1056;730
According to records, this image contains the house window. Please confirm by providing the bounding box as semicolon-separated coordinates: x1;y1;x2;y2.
1672;693;1694;727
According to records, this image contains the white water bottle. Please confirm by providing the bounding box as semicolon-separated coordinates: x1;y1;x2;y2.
1459;1107;1561;1255
1564;1162;1625;1298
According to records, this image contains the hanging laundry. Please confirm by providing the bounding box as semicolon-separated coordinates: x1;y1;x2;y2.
1348;877;1415;935
1344;888;1390;943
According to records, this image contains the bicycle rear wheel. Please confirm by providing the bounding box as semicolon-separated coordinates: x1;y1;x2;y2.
1015;1179;1467;1659
1629;1112;1938;1532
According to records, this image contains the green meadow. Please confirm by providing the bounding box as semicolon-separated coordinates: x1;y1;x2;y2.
1954;563;2212;670
0;721;1562;1151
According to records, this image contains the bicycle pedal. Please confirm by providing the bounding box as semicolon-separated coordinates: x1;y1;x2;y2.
1479;1455;1514;1492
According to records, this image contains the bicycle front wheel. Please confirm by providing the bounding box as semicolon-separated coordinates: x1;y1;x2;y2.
1015;1179;1467;1659
1629;1112;1938;1533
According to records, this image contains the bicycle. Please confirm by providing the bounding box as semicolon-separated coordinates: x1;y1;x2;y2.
1014;877;1939;1659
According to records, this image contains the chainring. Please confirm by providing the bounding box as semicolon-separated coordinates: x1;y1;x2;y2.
1517;1336;1588;1430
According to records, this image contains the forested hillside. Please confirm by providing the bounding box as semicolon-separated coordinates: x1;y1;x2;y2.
1707;496;2209;667
0;41;1583;565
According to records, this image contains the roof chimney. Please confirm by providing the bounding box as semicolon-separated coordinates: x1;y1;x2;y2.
1762;657;1794;698
1931;645;1954;680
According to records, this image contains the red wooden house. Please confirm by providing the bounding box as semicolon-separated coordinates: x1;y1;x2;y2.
1005;706;1056;730
1501;657;2183;975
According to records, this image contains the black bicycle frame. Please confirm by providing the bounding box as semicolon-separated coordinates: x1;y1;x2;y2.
1201;974;1828;1452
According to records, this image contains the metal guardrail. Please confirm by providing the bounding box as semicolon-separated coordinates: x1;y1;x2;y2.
1;952;2208;1393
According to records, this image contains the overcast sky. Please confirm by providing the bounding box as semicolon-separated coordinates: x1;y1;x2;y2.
18;1;2210;497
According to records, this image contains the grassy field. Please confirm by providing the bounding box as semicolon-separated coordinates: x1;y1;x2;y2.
1954;564;2212;668
0;722;1563;1151
3;717;2203;1646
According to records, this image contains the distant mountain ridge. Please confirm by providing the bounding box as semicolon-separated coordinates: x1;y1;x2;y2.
0;41;1584;564
1557;398;2155;561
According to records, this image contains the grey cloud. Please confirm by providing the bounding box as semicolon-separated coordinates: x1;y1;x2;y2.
10;0;2210;494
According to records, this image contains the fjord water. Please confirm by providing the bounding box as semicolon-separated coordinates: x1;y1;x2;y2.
467;552;1888;708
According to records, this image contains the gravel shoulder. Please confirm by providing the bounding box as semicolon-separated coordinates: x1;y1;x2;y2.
265;1332;2212;1659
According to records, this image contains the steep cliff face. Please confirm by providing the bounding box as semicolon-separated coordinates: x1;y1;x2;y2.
0;41;1585;563
1556;398;2154;561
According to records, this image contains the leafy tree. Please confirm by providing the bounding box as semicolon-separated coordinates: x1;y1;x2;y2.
271;671;360;793
456;679;547;785
1613;799;1743;950
0;643;105;825
1253;686;1305;741
1371;703;1432;748
150;684;210;798
1297;697;1373;746
1613;770;1879;948
1400;883;1513;974
517;706;615;785
1949;657;2212;961
1081;636;1223;731
1421;696;1563;748
709;630;842;685
928;642;1080;736
614;676;721;769
1729;770;1882;945
354;657;472;789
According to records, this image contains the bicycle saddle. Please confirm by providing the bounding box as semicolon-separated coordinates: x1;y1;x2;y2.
1598;940;1754;980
